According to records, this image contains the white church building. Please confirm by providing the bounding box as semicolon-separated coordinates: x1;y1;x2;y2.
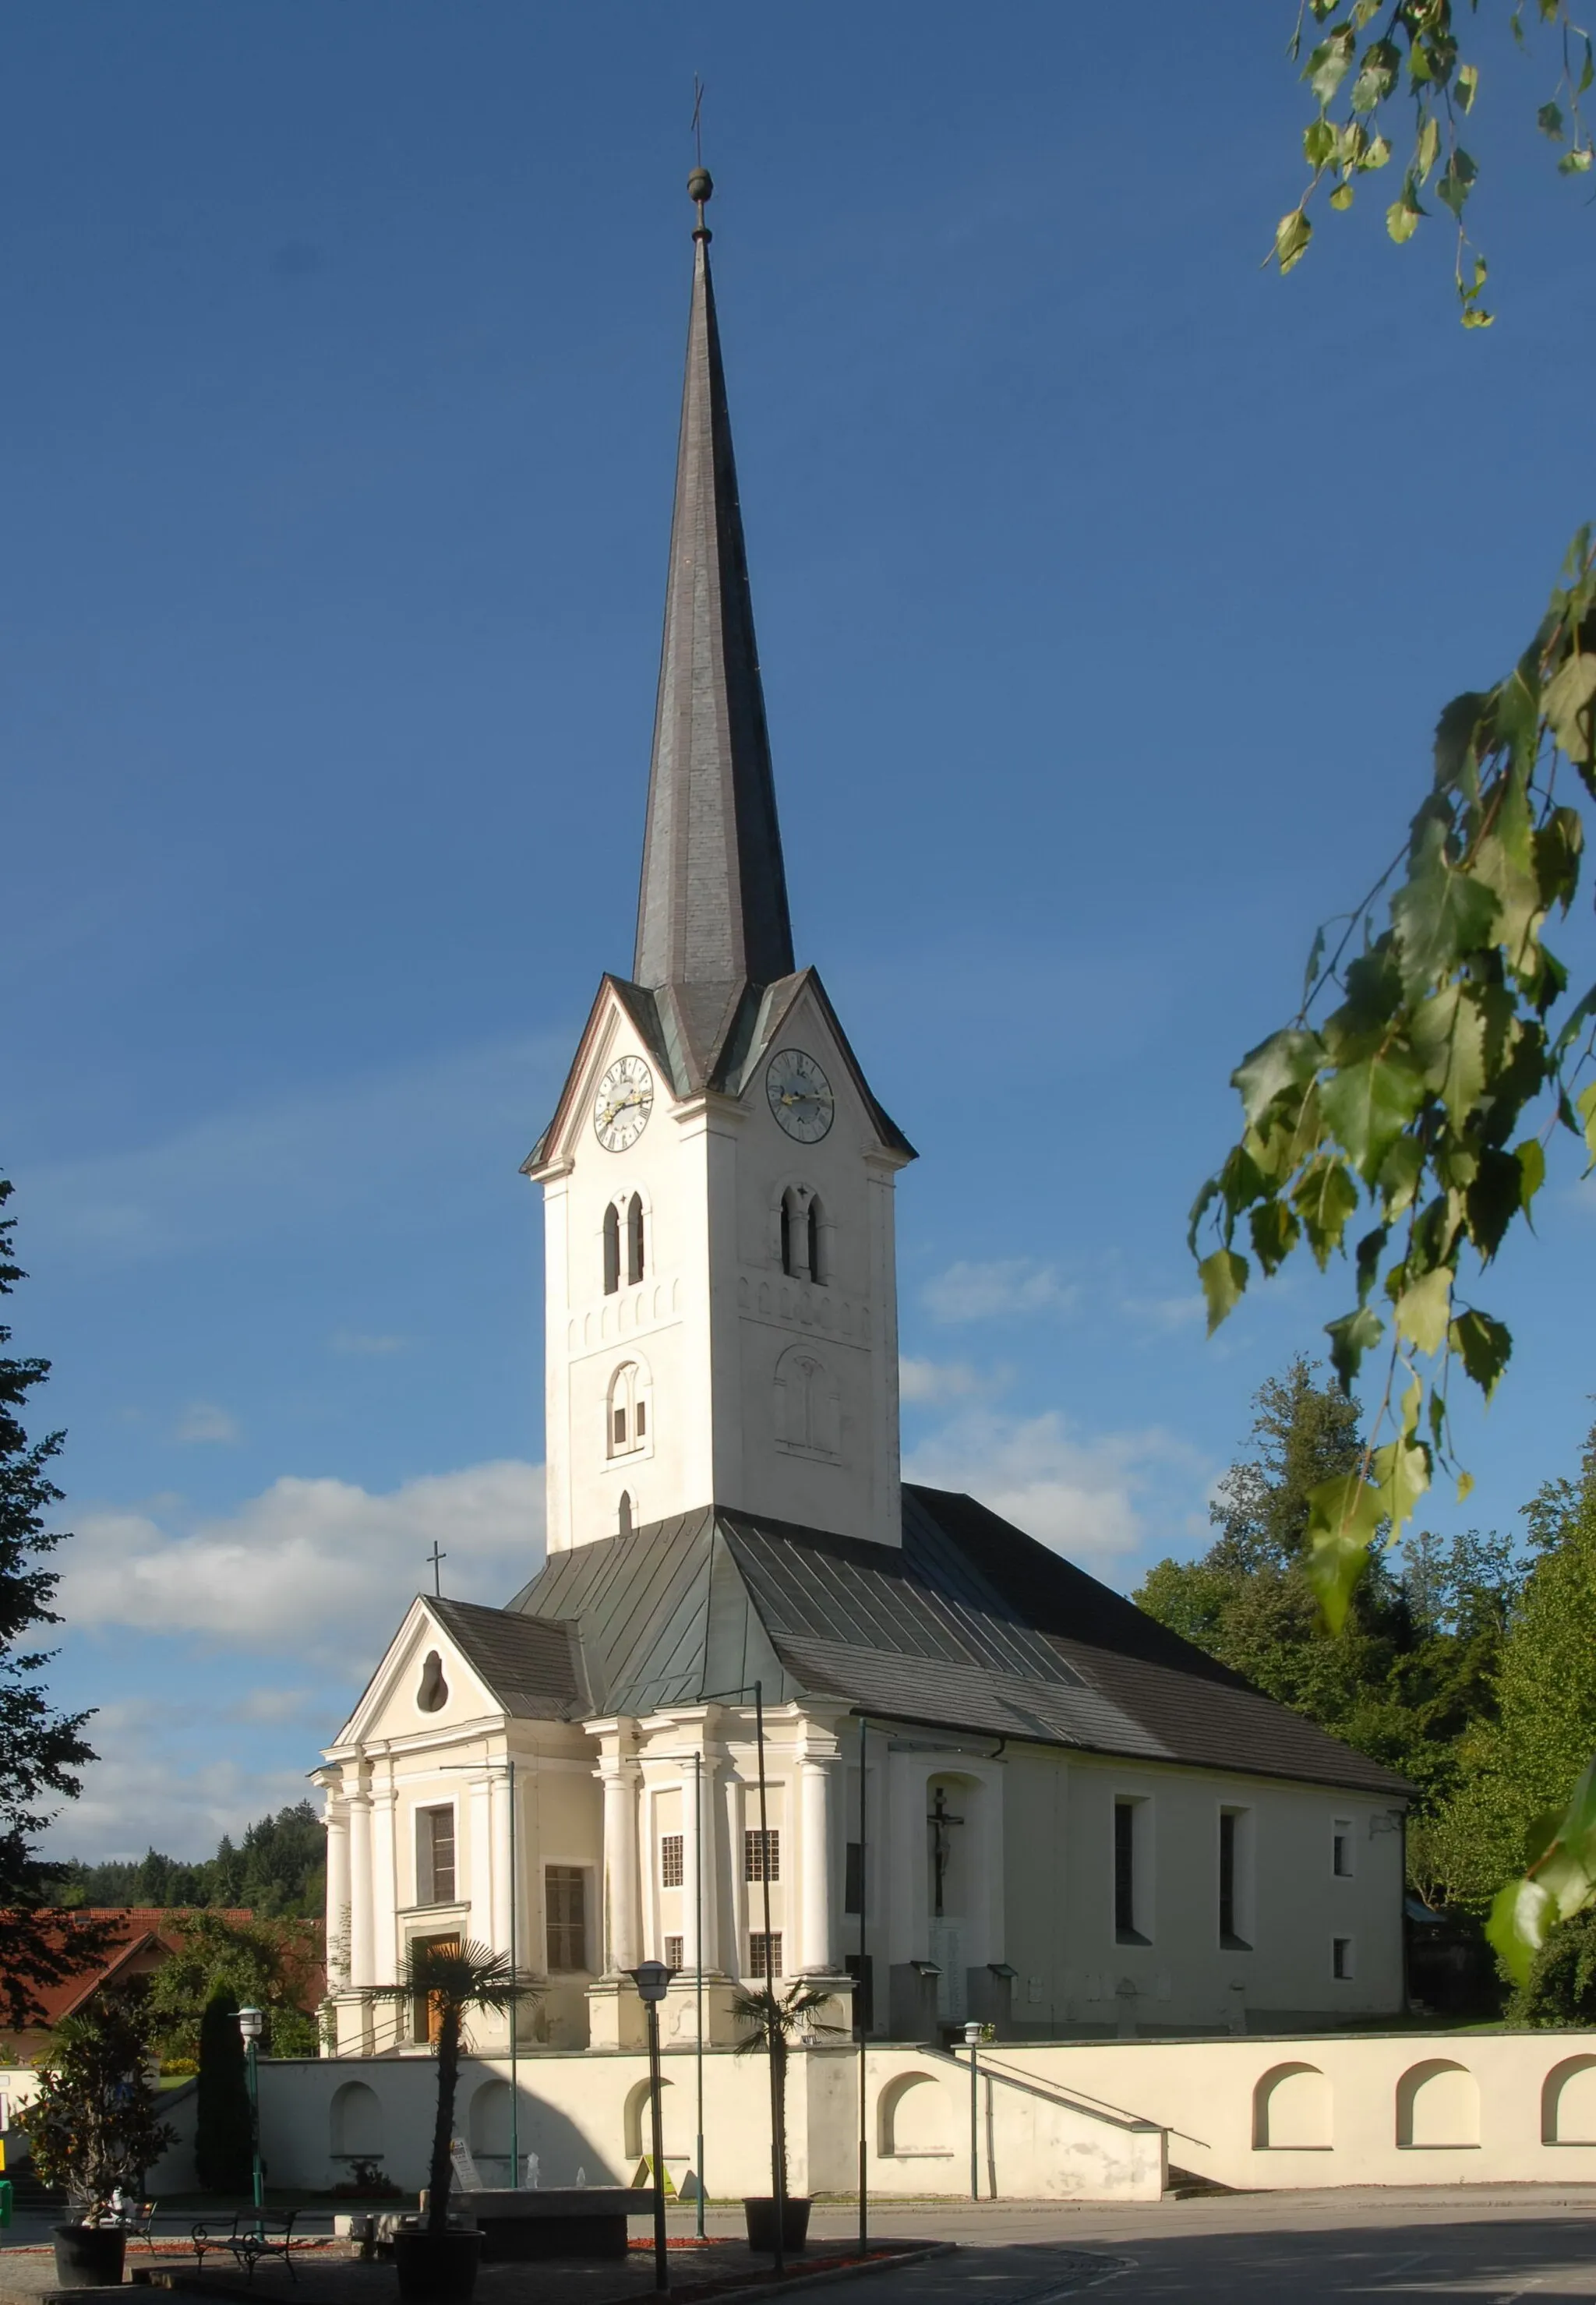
317;178;1408;2064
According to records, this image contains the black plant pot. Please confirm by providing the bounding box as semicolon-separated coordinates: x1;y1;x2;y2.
743;2197;812;2254
394;2227;483;2303
52;2223;129;2289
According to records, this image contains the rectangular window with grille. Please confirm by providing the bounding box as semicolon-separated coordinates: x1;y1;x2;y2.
749;1932;783;1980
418;1806;455;1906
546;1866;588;1973
664;1935;683;1972
661;1834;684;1888
744;1828;780;1883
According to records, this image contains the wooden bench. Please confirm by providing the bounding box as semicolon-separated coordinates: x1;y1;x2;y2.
191;2210;298;2282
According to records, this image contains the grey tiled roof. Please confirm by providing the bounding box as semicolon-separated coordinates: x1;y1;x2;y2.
633;226;793;997
428;1597;588;1721
496;1490;1409;1799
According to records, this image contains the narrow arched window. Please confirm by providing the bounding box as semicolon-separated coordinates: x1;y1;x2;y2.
602;1202;620;1296
627;1194;645;1287
807;1197;823;1287
618;1491;633;1537
779;1193;793;1276
607;1361;651;1459
781;1187;814;1281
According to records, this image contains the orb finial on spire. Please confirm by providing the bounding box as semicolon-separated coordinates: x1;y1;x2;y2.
688;165;713;243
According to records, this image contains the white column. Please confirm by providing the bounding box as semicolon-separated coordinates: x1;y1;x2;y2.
324;1793;351;1989
886;1753;926;1965
490;1770;513;1959
688;1749;721;1975
469;1777;495;1951
799;1758;838;1975
348;1787;374;1988
601;1756;641;1974
371;1782;397;1983
724;1770;747;1980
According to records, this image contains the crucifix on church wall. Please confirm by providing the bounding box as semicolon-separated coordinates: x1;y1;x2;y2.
927;1784;965;1918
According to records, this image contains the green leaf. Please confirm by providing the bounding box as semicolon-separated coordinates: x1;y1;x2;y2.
1305;1470;1384;1631
1198;1248;1248;1335
1516;1135;1547;1214
1545;654;1596;769
1559;146;1594;174
1326;1304;1386;1393
1354;1222;1388;1304
1394;1264;1452;1356
1391;841;1500;997
1249;1197;1301;1276
1580;35;1594;95
1539;101;1567;140
1457;62;1479;111
1352;40;1399;111
1533;806;1584;914
1370;1428;1430;1534
1579;1081;1596;1167
1436;148;1478;220
1377;1132;1425;1219
1408;982;1488;1123
1232;1028;1322;1127
1303;117;1337;168
1388;196;1421;242
1417;113;1442;180
1487;1876;1557;1986
1465;1148;1524;1262
1320;1050;1427;1180
1433;690;1487;789
1275;207;1313;274
1305;26;1356;103
1291;1154;1361;1269
1449;1306;1513;1398
1329;182;1354;210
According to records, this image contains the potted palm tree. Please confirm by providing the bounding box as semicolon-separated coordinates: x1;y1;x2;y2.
27;1989;177;2290
360;1937;532;2304
733;1981;841;2257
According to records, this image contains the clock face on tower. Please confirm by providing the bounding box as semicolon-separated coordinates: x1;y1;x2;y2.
593;1055;654;1152
766;1047;835;1142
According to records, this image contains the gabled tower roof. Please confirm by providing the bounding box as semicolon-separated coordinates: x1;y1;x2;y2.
633;171;795;1004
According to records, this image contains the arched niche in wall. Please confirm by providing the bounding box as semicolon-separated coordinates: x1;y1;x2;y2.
1396;2059;1480;2149
329;2079;383;2161
1252;2062;1332;2151
878;2072;953;2158
774;1341;840;1459
468;2078;512;2160
1543;2054;1596;2144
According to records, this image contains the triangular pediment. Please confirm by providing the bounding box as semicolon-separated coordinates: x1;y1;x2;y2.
522;977;676;1179
330;1597;506;1750
719;968;914;1163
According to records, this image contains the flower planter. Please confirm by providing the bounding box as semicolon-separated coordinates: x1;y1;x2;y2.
52;2223;129;2289
743;2196;812;2253
394;2226;483;2303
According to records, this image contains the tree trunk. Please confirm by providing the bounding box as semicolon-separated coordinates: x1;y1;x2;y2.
426;2006;461;2236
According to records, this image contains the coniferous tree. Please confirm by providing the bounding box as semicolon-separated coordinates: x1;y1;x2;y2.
0;1174;109;2028
194;1987;254;2197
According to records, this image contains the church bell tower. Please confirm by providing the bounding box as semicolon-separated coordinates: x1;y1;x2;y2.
524;173;914;1557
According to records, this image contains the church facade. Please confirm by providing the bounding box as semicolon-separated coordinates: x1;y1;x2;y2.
318;182;1409;2060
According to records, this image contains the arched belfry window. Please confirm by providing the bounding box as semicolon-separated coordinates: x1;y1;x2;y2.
602;1203;620;1296
606;1361;651;1458
775;1342;841;1459
780;1187;823;1283
627;1194;645;1287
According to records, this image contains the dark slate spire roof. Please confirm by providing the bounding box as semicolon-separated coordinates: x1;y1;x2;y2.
632;181;795;1006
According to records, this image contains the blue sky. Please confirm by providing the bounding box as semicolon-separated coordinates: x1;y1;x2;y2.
5;5;1594;1858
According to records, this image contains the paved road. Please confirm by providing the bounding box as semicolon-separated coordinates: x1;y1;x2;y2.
797;2190;1596;2303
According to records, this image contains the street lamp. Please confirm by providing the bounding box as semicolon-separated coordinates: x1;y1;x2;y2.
631;1961;671;2296
963;2020;983;2202
236;2007;265;2222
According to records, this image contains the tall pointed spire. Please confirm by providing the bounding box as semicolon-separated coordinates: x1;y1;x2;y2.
633;170;795;1000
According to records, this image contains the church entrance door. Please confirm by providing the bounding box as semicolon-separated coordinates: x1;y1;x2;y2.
411;1934;461;2045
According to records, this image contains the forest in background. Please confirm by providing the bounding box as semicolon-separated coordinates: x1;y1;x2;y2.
48;1799;326;1920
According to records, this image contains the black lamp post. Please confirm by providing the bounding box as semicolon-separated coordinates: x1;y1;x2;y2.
630;1961;671;2294
235;2006;264;2224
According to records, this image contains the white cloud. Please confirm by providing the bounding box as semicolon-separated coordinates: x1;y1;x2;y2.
899;1357;985;1404
226;1686;322;1724
328;1330;411;1356
175;1400;242;1445
904;1407;1207;1569
43;1700;311;1862
922;1258;1079;1324
57;1460;546;1659
1119;1290;1206;1333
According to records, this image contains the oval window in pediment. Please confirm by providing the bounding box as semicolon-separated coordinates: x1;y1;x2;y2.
418;1650;448;1714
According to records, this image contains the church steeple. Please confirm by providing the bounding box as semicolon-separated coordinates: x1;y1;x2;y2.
632;170;795;1001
